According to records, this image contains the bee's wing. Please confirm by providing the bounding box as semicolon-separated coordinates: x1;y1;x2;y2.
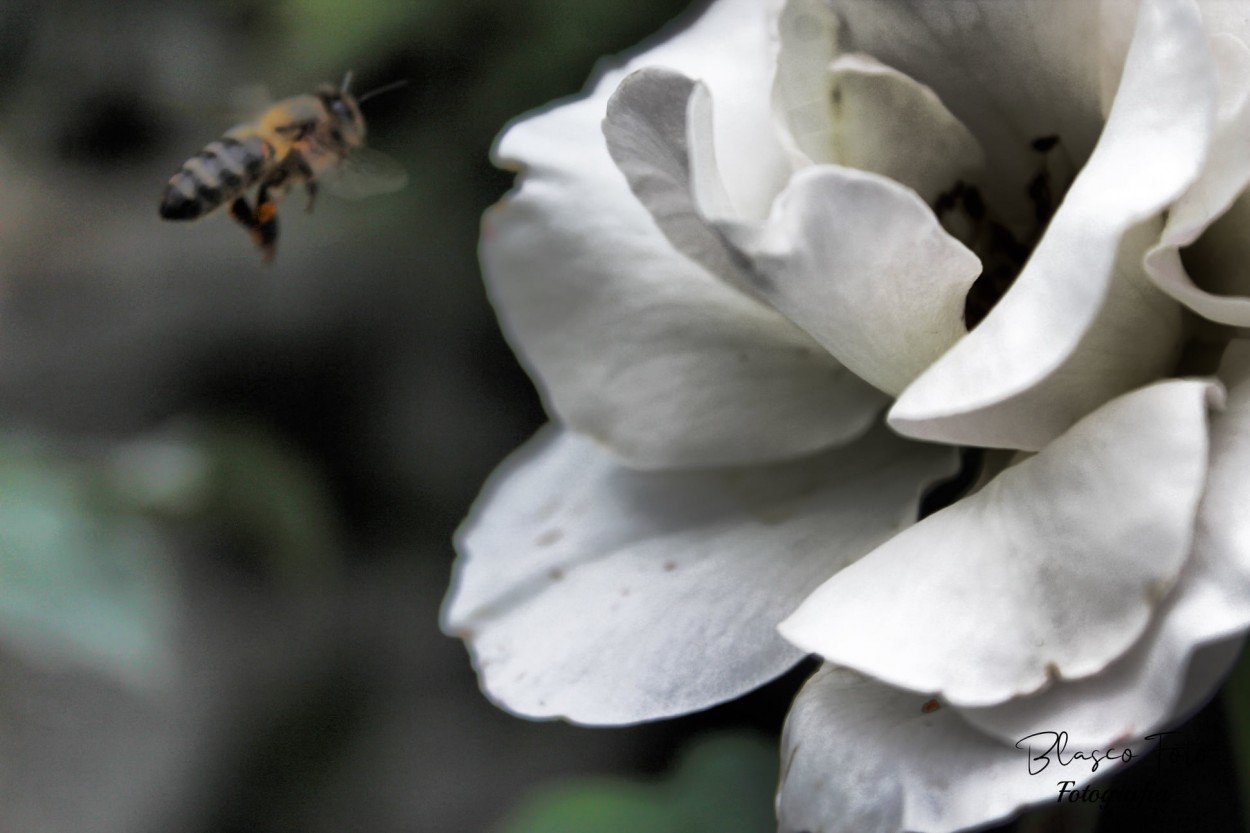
321;147;409;200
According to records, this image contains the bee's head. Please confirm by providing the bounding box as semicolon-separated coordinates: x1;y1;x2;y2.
317;71;367;149
319;72;408;150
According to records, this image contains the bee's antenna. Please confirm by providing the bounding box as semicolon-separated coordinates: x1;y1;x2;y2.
341;70;354;95
356;79;409;105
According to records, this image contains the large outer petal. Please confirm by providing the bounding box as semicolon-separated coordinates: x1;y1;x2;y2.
889;0;1217;450
781;380;1217;708
962;628;1244;751
776;665;1133;833
964;177;1250;759
959;343;1250;745
442;424;956;725
486;0;888;469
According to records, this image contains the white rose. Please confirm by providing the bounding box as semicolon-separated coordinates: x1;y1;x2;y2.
444;0;1250;830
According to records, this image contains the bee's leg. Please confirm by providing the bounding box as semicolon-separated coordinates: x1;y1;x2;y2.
228;190;278;263
288;152;317;214
228;196;262;246
228;196;255;224
304;181;319;214
253;183;280;262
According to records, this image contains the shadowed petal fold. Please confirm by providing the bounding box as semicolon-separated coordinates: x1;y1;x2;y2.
828;0;1105;226
773;0;985;201
1146;34;1250;325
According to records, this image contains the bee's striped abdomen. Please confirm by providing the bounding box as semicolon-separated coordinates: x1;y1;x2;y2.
160;137;270;220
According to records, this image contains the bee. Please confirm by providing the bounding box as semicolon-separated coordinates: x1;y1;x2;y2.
159;73;407;262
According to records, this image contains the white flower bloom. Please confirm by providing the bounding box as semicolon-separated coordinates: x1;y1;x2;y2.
445;0;1250;830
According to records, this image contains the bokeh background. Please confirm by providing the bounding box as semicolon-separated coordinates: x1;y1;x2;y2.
0;1;1247;831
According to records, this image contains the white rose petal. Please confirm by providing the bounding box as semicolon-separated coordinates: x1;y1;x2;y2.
726;167;981;396
889;0;1217;450
600;68;758;292
1146;33;1250;325
818;54;985;203
485;0;892;469
457;0;1250;829
827;0;1106;225
776;665;1133;833
604;69;982;397
443;424;957;724
962;342;1250;746
780;380;1218;708
961;633;1244;753
773;4;986;200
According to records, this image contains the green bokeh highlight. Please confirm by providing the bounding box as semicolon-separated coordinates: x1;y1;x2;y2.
0;438;173;687
496;733;779;833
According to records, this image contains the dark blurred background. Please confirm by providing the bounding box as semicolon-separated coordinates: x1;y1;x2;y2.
0;1;1245;831
0;0;786;830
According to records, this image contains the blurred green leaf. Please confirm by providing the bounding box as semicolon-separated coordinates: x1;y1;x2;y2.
0;438;173;687
195;420;342;583
277;0;462;73
0;417;341;687
496;732;778;833
501;786;683;833
111;419;342;586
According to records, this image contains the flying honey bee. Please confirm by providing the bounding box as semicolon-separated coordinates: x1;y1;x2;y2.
159;73;407;262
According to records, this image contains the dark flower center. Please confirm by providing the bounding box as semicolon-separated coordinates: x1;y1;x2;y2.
934;135;1067;331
